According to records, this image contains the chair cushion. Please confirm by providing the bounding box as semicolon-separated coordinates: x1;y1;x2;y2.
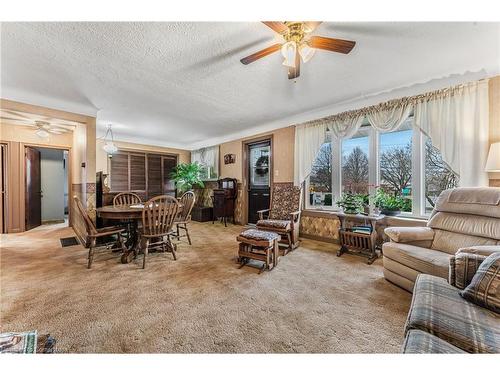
402;329;466;353
460;252;500;313
405;274;500;353
238;229;280;242
256;219;291;231
382;242;450;279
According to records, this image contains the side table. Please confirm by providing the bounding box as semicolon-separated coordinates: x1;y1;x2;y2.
336;212;385;264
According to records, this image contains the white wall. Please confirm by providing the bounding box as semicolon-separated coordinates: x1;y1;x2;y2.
39;148;65;222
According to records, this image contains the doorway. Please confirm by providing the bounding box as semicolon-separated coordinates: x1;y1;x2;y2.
247;140;271;224
25;146;69;230
0;144;6;233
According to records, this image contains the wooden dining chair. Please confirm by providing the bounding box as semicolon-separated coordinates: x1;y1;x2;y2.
174;191;196;245
73;196;127;268
139;195;180;269
113;192;142;206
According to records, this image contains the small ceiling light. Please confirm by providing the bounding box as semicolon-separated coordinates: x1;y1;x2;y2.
281;41;296;68
35;128;50;138
298;42;315;63
103;124;118;155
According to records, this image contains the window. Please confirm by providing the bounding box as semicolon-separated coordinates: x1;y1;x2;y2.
379;122;413;213
191;146;219;181
342;128;369;195
305;115;459;217
424;138;459;213
308;134;333;208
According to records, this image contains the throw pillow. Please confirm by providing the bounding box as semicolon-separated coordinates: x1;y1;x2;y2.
460;252;500;313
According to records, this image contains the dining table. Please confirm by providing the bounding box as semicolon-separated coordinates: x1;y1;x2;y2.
96;204;145;264
96;202;184;264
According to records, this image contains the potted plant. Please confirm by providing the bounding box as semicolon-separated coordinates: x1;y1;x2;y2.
373;189;411;216
336;192;363;214
170;162;205;194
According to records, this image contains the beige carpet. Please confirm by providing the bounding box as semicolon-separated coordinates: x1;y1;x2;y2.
0;221;411;353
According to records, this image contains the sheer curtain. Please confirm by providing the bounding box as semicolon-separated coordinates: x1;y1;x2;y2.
191;145;219;178
327;114;364;139
294;122;327;186
414;80;489;187
366;102;412;133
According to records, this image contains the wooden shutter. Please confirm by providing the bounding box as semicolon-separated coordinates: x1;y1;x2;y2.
129;153;146;191
162;156;177;197
110;152;129;192
147;154;162;198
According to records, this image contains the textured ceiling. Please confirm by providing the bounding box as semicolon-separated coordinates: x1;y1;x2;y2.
1;22;499;149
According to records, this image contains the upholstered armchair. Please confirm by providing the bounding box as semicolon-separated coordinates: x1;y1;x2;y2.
382;187;500;292
256;183;302;253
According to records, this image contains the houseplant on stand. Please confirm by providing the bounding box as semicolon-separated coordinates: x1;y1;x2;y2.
373;189;411;216
336;192;363;214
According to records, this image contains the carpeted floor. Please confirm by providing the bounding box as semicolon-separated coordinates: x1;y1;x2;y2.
0;221;411;353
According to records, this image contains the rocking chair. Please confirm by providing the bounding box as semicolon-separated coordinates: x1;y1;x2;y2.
256;183;302;254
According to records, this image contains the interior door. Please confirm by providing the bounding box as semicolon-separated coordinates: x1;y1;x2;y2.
247;140;271;224
0;144;6;233
25;146;42;230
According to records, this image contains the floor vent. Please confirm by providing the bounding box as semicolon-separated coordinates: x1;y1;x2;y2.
60;237;80;247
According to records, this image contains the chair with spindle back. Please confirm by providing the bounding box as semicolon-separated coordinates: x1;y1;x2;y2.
139;195;180;269
113;192;142;206
113;192;143;242
73;196;127;268
174;191;196;245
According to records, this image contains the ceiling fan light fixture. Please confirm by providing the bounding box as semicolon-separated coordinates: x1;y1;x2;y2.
281;41;296;68
35;128;50;138
299;42;315;63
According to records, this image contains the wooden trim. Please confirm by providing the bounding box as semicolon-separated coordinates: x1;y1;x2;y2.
0;99;92;124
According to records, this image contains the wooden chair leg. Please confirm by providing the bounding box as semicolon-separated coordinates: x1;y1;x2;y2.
87;247;94;269
142;239;149;269
171;242;177;260
185;225;192;245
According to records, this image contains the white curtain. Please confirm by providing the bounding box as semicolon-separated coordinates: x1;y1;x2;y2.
366;102;413;133
414;80;489;187
327;114;364;139
294;122;327;186
191;145;219;178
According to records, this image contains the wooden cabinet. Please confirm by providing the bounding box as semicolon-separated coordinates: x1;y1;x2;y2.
211;178;237;226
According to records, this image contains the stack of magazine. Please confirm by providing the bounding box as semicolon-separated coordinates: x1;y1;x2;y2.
351;225;372;235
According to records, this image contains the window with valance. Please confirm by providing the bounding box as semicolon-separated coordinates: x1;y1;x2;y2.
298;79;489;217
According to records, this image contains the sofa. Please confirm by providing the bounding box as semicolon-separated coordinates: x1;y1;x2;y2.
402;245;500;353
382;187;500;292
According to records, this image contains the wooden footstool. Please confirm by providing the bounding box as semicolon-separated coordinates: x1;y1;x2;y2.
236;229;281;273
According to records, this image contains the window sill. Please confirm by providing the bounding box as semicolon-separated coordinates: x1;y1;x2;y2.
303;208;428;223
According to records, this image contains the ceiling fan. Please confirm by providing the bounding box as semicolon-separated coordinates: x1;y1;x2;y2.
240;21;356;79
32;121;70;138
0;109;73;138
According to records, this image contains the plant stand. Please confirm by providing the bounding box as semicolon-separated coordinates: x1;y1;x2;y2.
336;212;384;264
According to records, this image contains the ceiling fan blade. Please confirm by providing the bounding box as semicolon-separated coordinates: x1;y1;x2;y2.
308;36;356;54
262;21;288;34
288;50;301;80
49;127;69;134
303;21;322;33
240;43;282;65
